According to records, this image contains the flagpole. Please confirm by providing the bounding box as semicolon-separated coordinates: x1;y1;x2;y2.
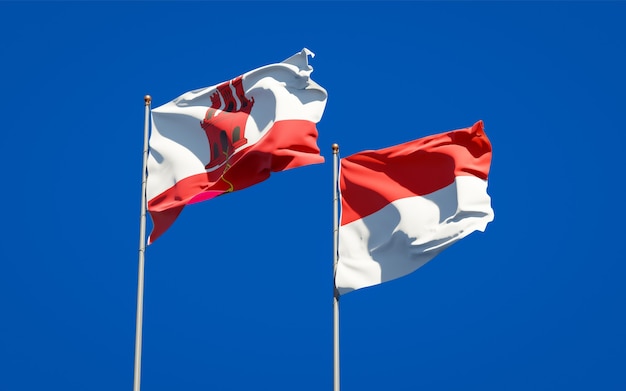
332;143;340;391
133;94;151;391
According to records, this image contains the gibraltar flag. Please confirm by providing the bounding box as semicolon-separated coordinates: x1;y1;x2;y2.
336;121;494;295
147;49;327;244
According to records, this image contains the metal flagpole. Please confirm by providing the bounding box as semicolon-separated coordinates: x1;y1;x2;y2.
332;143;340;391
133;94;151;391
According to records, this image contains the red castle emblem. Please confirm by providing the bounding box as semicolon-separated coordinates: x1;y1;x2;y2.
201;76;255;169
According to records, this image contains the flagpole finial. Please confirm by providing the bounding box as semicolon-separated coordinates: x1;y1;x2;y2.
332;143;339;153
144;95;152;105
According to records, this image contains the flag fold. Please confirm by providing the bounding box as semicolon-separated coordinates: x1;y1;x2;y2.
147;49;327;244
336;121;494;295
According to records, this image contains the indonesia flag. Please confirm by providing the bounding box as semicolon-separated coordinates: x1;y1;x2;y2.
336;121;494;295
146;49;327;244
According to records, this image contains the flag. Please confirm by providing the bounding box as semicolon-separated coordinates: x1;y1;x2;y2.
336;121;494;295
146;49;327;244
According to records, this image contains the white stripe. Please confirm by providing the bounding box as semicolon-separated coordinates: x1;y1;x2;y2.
336;176;494;294
147;49;327;201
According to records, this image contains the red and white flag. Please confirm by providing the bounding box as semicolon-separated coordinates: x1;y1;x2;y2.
336;121;494;295
146;49;327;244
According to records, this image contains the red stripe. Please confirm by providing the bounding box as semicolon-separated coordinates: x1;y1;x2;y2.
147;119;322;244
339;121;492;226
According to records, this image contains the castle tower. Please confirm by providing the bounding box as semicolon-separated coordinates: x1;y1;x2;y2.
201;76;254;169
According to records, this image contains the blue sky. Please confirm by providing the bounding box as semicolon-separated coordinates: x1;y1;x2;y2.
1;2;625;390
